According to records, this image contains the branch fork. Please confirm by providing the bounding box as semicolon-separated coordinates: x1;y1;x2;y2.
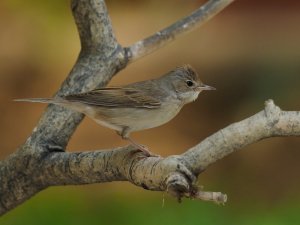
5;0;300;216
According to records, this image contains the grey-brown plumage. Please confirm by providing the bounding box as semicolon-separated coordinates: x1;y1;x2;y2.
15;65;215;156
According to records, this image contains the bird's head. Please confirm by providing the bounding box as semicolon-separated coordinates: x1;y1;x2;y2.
170;65;215;104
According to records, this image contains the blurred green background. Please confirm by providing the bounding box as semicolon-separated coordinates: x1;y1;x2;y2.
1;0;300;224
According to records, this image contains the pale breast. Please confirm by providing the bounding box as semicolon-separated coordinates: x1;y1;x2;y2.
91;100;183;132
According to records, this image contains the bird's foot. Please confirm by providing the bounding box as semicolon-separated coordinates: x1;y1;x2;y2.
135;144;160;157
126;137;160;157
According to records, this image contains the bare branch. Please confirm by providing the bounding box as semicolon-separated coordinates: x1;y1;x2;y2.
0;0;127;214
7;100;296;210
72;0;119;52
37;101;300;200
182;100;300;174
27;0;126;152
125;0;235;63
6;0;291;217
1;0;235;214
192;191;227;205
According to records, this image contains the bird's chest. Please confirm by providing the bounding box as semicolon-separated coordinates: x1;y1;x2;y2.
92;99;183;132
127;100;183;131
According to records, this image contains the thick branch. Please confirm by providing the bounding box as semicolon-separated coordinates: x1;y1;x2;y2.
27;0;125;151
31;100;300;205
182;100;300;174
1;0;236;215
72;0;118;52
0;0;126;214
125;0;235;62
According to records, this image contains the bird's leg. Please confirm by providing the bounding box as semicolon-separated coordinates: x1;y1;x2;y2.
126;137;151;156
118;128;158;157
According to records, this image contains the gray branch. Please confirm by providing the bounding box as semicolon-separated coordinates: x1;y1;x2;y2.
7;0;300;217
126;0;236;62
38;100;300;198
0;0;127;215
2;99;299;215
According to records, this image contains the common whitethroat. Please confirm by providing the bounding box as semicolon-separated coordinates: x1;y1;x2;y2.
16;65;215;156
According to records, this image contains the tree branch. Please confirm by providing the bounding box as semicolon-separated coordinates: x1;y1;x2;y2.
29;0;126;151
33;101;300;206
0;0;249;216
182;100;300;174
0;0;127;215
125;0;236;63
71;0;118;52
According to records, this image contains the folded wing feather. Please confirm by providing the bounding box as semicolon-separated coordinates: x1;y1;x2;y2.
65;87;161;109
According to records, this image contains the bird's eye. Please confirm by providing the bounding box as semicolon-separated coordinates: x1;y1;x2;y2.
186;80;194;87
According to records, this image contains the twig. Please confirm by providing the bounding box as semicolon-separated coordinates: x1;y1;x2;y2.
125;0;235;63
192;191;227;205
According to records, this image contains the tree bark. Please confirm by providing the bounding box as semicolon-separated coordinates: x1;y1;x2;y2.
11;0;300;216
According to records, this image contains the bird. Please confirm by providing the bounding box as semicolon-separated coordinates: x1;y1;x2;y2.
15;65;215;156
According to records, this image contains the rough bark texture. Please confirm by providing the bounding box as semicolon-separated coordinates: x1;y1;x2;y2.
7;0;300;216
0;0;127;214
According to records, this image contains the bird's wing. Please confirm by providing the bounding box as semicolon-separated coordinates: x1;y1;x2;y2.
64;87;161;109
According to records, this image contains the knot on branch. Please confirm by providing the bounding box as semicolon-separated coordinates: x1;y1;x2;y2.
126;154;227;204
165;172;194;202
160;156;199;202
125;153;195;191
264;99;281;127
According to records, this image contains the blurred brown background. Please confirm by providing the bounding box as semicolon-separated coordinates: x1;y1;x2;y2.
1;0;300;224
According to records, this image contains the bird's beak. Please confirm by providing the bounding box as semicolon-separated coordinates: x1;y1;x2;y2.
196;84;216;91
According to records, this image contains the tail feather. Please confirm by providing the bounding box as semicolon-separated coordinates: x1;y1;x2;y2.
14;98;57;104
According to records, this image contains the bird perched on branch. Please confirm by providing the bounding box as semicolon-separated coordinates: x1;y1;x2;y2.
15;65;215;156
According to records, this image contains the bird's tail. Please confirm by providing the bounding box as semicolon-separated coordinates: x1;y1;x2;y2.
14;98;60;104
